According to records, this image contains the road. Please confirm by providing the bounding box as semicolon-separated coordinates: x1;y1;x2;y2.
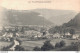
10;39;20;50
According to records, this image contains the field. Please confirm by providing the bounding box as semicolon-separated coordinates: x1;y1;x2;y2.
0;41;12;50
0;36;12;50
20;38;78;51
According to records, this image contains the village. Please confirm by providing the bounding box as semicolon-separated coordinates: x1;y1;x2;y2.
0;25;80;42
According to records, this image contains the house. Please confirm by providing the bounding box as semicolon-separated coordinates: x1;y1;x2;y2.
63;32;72;38
2;32;13;41
25;30;42;38
72;34;79;39
65;32;71;36
16;33;20;37
33;31;43;38
6;33;13;38
53;33;61;38
45;34;53;39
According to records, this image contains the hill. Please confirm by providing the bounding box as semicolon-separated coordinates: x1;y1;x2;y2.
32;9;77;25
61;12;80;32
0;8;77;26
3;9;53;26
63;13;80;28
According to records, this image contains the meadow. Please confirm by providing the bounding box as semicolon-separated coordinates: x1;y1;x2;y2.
19;38;78;51
0;41;12;50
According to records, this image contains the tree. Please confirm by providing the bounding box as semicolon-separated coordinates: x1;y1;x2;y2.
55;43;61;48
41;40;54;51
42;31;46;36
63;29;66;36
8;29;12;33
48;27;57;34
10;38;14;42
60;40;65;47
20;27;25;34
71;42;75;46
2;27;6;34
40;27;46;33
15;45;25;51
69;29;75;36
15;27;19;32
33;46;41;51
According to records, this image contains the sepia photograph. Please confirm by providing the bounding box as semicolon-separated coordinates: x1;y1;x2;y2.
0;0;80;51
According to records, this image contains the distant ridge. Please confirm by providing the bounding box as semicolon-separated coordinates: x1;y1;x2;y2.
3;9;53;26
0;7;77;26
32;9;77;25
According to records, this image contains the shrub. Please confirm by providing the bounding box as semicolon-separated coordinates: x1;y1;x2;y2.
71;42;75;45
2;41;14;51
15;45;25;51
41;40;54;51
33;46;41;51
55;43;61;48
10;38;14;42
60;40;65;47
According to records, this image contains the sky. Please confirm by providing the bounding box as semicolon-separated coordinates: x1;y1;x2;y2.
0;0;80;12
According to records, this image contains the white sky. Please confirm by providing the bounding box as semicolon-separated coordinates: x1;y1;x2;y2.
0;0;80;12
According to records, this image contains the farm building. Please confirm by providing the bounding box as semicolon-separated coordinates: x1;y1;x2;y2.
2;32;13;38
45;34;53;39
72;34;80;39
53;33;61;38
65;32;71;36
24;30;43;38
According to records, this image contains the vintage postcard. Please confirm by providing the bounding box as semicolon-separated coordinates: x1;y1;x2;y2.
0;0;80;51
